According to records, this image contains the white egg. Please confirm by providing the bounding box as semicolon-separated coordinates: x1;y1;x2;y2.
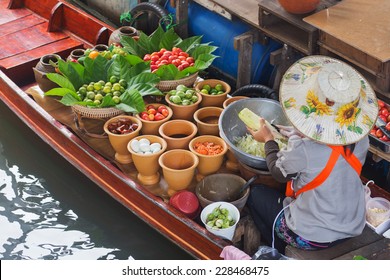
130;139;140;152
150;142;162;151
140;142;151;152
143;151;152;155
139;138;150;146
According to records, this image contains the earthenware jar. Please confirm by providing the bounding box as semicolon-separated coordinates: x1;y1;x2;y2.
158;149;199;197
33;54;61;92
103;115;142;164
127;135;167;185
108;26;138;46
278;0;320;14
158;119;198;150
92;44;109;52
165;92;202;120
195;79;230;108
222;96;249;109
189;135;228;181
193;106;223;136
67;48;85;62
135;103;173;135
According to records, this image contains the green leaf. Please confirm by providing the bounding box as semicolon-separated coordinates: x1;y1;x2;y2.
177;66;198;78
194;53;218;70
100;94;116;107
83;55;113;83
121;36;142;57
128;72;160;86
58;60;85;90
130;83;163;97
124;54;145;66
155;64;178;80
149;26;165;50
127;62;152;79
160;28;182;50
44;87;77;97
46;73;76;91
176;35;203;53
190;45;218;60
116;89;145;113
136;32;155;56
60;93;88;106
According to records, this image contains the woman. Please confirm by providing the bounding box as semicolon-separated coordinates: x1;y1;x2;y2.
246;56;379;253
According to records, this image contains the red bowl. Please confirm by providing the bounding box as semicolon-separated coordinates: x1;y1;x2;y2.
169;191;200;219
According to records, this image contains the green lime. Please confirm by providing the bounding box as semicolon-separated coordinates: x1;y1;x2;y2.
202;84;211;92
113;96;121;104
112;83;121;91
215;83;224;91
93;99;101;105
86;91;95;100
113;91;121;97
201;89;209;95
93;83;102;91
109;76;119;84
86;85;94;92
95;93;103;101
119;79;127;88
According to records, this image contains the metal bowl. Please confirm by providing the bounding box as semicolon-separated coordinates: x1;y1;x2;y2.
218;98;290;170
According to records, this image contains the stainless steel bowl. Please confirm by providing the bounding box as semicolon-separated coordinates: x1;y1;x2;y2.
218;98;291;170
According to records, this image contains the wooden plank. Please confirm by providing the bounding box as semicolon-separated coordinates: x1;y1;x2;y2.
0;0;31;25
285;226;383;260
335;238;390;260
234;31;253;88
210;0;260;28
0;14;44;36
0;22;68;60
304;0;390;63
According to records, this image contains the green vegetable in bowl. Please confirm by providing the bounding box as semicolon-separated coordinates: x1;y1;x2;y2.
206;205;235;229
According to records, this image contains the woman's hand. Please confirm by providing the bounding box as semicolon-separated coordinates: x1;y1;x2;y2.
247;118;275;143
276;125;304;138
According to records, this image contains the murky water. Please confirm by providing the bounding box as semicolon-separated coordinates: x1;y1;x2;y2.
0;101;193;260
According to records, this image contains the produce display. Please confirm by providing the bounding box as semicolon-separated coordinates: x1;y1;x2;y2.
193;141;223;155
199;83;225;95
143;47;195;72
206;205;235;229
167;85;199;106
139;104;169;121
107;118;139;134
370;100;390;142
120;26;217;81
130;138;162;154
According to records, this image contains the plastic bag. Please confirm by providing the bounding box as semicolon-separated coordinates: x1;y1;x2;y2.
251;246;292;260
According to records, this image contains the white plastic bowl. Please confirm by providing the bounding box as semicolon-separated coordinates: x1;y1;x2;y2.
366;197;390;227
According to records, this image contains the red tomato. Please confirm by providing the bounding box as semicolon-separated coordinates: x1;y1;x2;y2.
157;105;167;113
150;54;160;61
376;129;384;138
159;59;169;65
380;115;387;122
186;57;195;64
387;115;390;122
370;129;377;136
179;51;189;58
380;108;389;117
158;48;167;55
143;54;151;61
161;108;169;117
380;135;389;142
178;55;187;61
154;112;165;121
378;100;385;109
385;122;390;131
146;104;155;110
151;64;158;71
177;65;184;71
181;61;189;69
148;108;157;115
148;114;155;121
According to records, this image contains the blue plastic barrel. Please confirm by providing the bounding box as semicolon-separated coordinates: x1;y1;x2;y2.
165;1;281;84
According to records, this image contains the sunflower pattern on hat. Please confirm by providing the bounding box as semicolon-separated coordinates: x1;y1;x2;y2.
280;56;378;146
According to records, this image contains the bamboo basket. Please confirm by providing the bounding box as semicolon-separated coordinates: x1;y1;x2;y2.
72;105;125;138
156;72;198;92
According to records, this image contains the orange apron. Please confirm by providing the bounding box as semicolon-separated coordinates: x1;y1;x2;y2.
286;145;362;198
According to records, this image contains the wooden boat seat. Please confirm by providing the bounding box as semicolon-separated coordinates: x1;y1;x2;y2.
0;0;111;86
285;226;390;260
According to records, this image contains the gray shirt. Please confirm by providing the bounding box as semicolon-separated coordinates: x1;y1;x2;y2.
269;135;368;243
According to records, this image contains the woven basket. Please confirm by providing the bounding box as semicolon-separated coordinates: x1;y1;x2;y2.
71;105;124;119
156;72;198;92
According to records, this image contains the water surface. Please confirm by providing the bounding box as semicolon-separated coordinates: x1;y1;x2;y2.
0;101;193;260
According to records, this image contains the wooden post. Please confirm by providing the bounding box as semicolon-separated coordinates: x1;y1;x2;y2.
176;0;188;38
234;31;254;89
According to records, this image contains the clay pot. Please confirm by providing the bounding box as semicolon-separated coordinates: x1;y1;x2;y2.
135;103;173;135
222;96;249;109
165;92;202;120
127;135;167;185
92;44;109;52
108;26;138;46
67;48;85;62
193;106;223;136
189;135;228;181
278;0;320;14
103;115;142;164
195;173;250;212
33;54;62;92
195;79;230;108
158;119;198;150
158;149;199;197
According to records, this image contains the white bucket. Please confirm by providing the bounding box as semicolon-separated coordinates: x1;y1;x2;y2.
200;201;240;241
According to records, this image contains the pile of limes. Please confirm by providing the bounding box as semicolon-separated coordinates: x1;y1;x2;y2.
76;75;127;105
200;83;225;95
167;84;198;106
206;205;235;229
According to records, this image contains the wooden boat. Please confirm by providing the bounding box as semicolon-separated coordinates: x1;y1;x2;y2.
1;0;389;260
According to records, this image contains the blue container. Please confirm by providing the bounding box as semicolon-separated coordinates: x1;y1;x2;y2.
165;1;281;84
